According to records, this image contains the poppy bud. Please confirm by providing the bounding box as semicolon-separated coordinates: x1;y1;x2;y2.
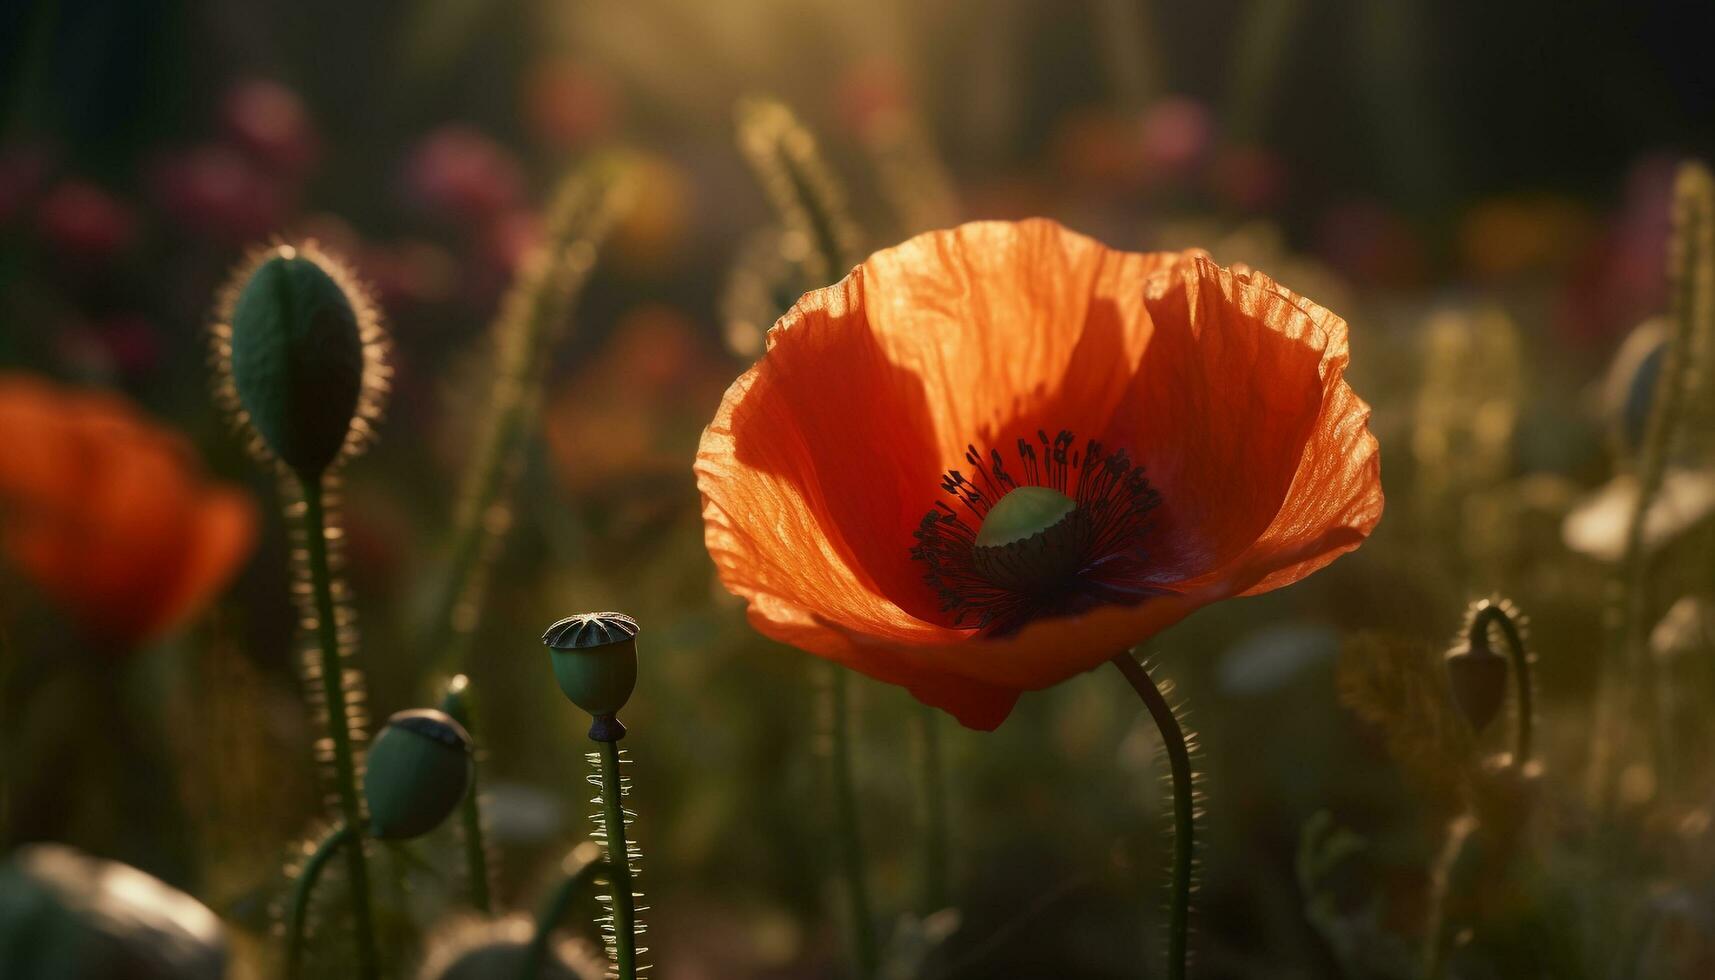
418;914;602;980
363;708;473;840
0;844;227;979
1445;626;1508;736
212;241;388;478
542;612;638;740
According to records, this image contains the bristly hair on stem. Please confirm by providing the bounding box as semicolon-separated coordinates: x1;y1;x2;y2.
1591;160;1715;809
209;236;388;978
1112;651;1203;980
424;159;636;677
209;240;391;478
1454;597;1536;767
587;745;647;977
734;96;864;286
282;473;373;806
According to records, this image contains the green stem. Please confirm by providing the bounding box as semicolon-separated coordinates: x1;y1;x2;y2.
1112;653;1192;980
459;771;493;913
299;478;378;979
598;737;638;980
828;667;878;979
285;823;354;980
440;676;493;914
519;844;611;980
915;702;949;911
1594;164;1712;805
422;163;629;680
1472;606;1534;765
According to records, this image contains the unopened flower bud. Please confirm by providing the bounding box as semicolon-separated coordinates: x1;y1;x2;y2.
212;241;388;478
0;844;227;979
363;708;473;840
1445;622;1508;736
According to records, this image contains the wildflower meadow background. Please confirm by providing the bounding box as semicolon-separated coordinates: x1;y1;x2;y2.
3;2;1715;978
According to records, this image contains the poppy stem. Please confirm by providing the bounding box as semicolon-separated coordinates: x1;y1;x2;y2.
827;666;879;979
298;478;378;980
596;736;639;979
1472;605;1534;765
916;702;950;911
520;843;611;980
1592;162;1712;807
1112;652;1192;980
285;821;353;980
439;677;494;915
420;162;630;681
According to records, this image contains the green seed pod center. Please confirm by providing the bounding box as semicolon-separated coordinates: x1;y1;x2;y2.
228;250;365;476
975;486;1076;548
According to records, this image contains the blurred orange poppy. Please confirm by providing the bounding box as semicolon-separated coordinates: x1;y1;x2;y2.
0;374;257;648
696;220;1382;729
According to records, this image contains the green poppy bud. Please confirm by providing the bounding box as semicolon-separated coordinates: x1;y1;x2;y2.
212;241;388;478
542;612;638;740
0;844;227;980
418;914;602;980
1446;610;1509;736
1446;647;1506;737
363;708;473;840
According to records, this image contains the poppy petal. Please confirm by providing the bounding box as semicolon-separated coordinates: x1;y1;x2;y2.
0;374;258;648
698;222;1381;728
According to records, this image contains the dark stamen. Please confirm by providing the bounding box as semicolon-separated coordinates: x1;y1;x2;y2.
911;428;1163;633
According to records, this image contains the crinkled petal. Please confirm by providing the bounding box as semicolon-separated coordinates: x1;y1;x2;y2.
696;223;1381;728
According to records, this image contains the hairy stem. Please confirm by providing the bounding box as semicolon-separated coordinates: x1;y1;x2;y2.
1112;653;1192;980
285;822;354;980
520;844;610;980
299;479;377;979
828;667;878;979
916;702;950;911
598;738;638;979
422;163;631;678
1593;163;1713;805
1473;606;1534;765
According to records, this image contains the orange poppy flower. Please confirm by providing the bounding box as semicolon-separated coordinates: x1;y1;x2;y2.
0;374;257;648
696;220;1383;729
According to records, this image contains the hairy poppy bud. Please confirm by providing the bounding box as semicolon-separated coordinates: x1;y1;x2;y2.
363;708;473;840
542;612;638;740
0;844;227;979
1446;597;1532;743
212;241;388;478
1445;638;1507;736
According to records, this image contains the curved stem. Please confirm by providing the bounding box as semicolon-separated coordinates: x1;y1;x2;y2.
1472;606;1534;765
828;667;878;979
285;822;354;980
1112;653;1192;980
519;845;611;980
299;478;378;979
598;737;638;980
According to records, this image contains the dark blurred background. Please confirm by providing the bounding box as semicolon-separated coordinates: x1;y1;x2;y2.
5;2;1715;978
